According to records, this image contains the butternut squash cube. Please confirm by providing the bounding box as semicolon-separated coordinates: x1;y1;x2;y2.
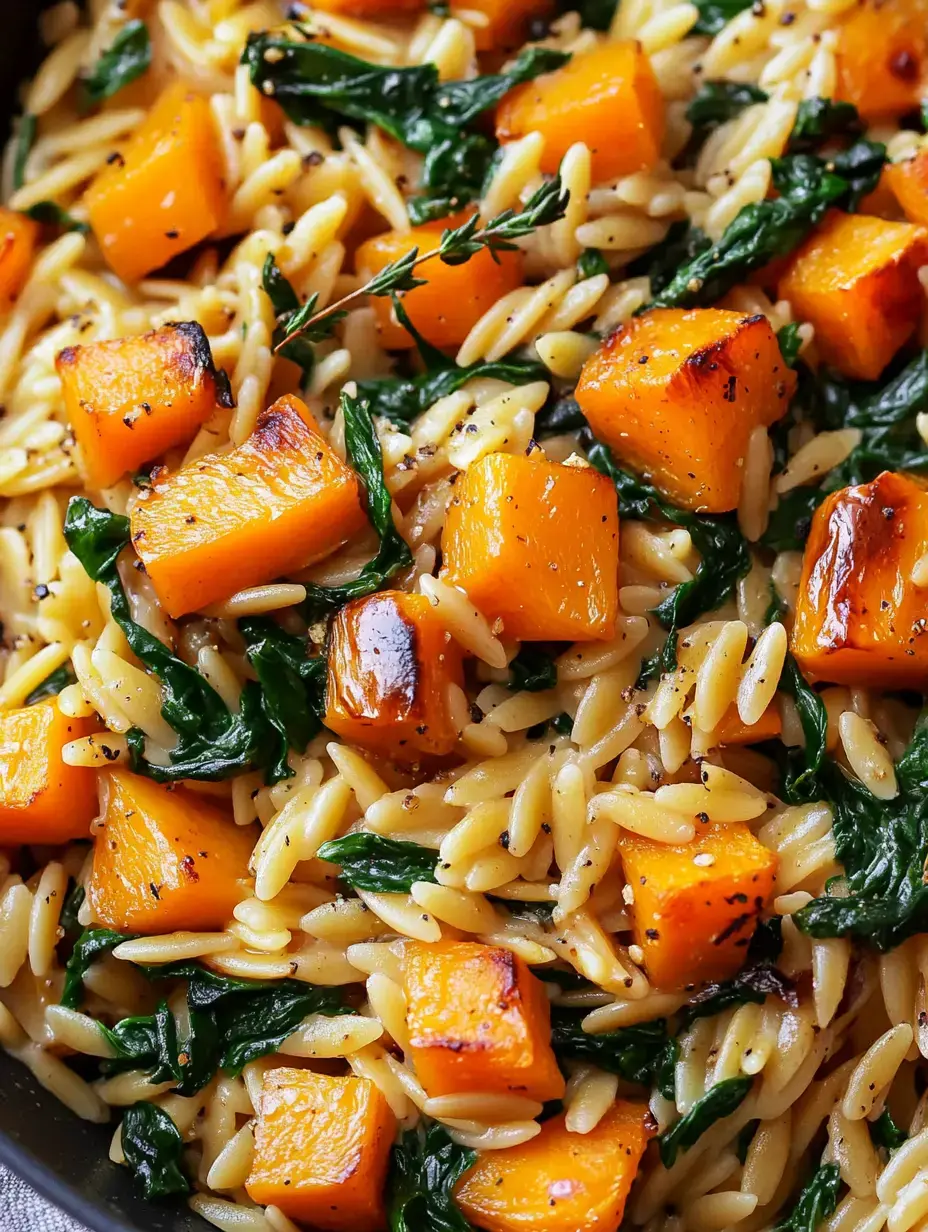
885;149;928;227
441;452;619;641
57;323;229;491
791;471;928;688
245;1069;396;1232
356;219;523;351
467;0;554;50
575;308;794;513
455;1103;654;1232
713;703;782;746
496;42;664;181
85;83;226;283
616;821;778;991
129;394;366;617
836;0;928;120
325;591;464;762
0;701;100;844
777;211;928;381
404;940;565;1102
87;769;254;933
0;208;37;309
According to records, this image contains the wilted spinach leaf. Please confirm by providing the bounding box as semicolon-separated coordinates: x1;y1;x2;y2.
387;1123;476;1232
81;20;151;108
508;645;558;692
120;1102;190;1200
777;322;802;368
678;962;796;1029
787;98;862;153
659;1076;753;1167
23;202;89;233
773;1163;841;1232
550;1010;672;1086
24;662;76;705
243;35;568;222
870;1109;907;1151
577;248;610;279
58;880;86;938
684;82;767;159
691;0;752;35
262;254;340;379
778;654;827;791
317;832;438;892
62;928;138;1009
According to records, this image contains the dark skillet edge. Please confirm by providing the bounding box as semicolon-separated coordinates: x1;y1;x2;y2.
0;1053;202;1232
0;6;195;1230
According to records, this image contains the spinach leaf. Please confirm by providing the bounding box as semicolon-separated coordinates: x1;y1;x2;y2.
550;1010;672;1085
300;391;413;619
655;1036;680;1101
678;962;796;1030
240;617;327;784
104;967;349;1094
243;35;569;221
777;322;802;368
357;298;546;426
58;881;86;938
62;928;137;1009
12;114;36;192
572;0;619;30
658;1076;753;1167
648;147;885;310
64;497;296;783
120;1103;190;1201
787;98;862;153
531;394;587;439
692;0;753;35
684;83;767;158
23;202;89;234
387;1123;476;1232
585;434;750;670
577;248;610;279
317;832;438;892
627;220;711;298
870;1109;907;1151
24;663;76;705
82;20;152;108
507;645;558;692
778;654;827;790
773;1163;841;1232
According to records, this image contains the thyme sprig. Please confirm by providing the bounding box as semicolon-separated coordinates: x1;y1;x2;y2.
274;176;569;353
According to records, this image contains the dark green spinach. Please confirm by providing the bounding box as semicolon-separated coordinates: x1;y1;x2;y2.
387;1124;476;1232
120;1103;190;1200
550;1010;673;1086
262;254;340;379
317;832;438;892
82;20;152;108
24;663;77;705
787;98;862;153
658;1076;753;1167
870;1109;907;1151
773;1163;841;1232
507;645;558;692
62;928;138;1010
23;202;89;233
691;0;752;35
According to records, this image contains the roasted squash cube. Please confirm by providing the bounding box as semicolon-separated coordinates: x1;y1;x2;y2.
85;83;226;283
0;208;37;309
575;308;794;513
791;471;928;688
455;1103;654;1232
0;700;100;844
616;821;778;991
129;393;366;617
356;219;523;351
777;211;928;381
885;150;928;227
713;703;782;746
404;940;565;1102
57;323;229;491
496;42;664;182
441;452;619;641
467;0;554;50
245;1069;396;1232
325;591;464;762
87;769;254;933
836;0;928;120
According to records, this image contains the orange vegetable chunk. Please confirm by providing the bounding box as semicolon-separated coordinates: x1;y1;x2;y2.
0;208;37;308
713;703;782;746
57;323;229;491
496;42;664;181
245;1069;396;1232
885;150;928;227
0;701;100;845
325;591;464;762
791;471;928;689
404;939;565;1102
616;822;778;991
836;0;928;120
441;452;619;641
467;0;554;50
85;82;226;283
129;393;366;617
777;211;928;381
356;220;523;350
455;1103;654;1232
87;769;253;933
575;308;794;513
310;0;423;14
